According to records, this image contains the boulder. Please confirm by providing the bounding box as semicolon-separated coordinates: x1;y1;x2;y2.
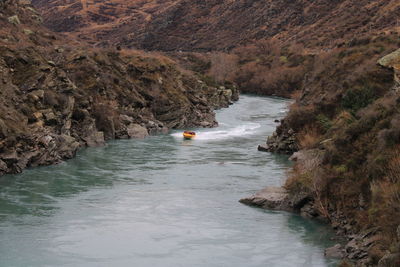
84;131;105;147
324;244;344;259
39;135;53;146
257;144;269;152
240;186;291;210
29;90;44;99
57;135;80;159
378;49;400;68
145;120;168;135
1;150;18;164
42;109;57;125
378;49;400;90
119;114;134;125
127;123;149;139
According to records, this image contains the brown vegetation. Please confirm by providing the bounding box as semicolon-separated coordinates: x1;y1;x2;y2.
31;0;400;52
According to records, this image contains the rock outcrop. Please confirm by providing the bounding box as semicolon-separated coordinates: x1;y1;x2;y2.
378;48;400;91
239;187;291;211
259;125;298;154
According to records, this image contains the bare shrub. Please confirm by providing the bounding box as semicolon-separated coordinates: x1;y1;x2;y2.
285;103;316;131
297;125;321;149
92;100;118;140
285;151;330;218
370;146;400;235
254;39;281;56
208;52;238;83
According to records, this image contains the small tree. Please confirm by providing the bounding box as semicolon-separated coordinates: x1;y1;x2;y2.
209;52;238;83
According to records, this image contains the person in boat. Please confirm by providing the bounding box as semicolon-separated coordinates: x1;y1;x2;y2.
183;131;196;138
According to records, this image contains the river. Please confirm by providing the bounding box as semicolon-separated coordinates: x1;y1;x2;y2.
0;95;337;267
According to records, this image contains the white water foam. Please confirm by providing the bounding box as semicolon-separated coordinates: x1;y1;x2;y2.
171;123;261;141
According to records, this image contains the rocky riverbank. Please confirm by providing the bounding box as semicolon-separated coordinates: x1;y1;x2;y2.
241;183;400;266
248;50;400;266
243;186;393;266
0;1;239;176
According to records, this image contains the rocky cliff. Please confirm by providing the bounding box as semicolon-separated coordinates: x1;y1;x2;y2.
0;0;238;176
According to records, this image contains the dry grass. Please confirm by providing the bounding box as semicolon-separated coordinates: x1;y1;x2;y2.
370;146;400;236
297;125;321;149
285;103;317;131
284;150;331;218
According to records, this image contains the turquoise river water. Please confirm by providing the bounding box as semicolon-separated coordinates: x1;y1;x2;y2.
0;95;338;267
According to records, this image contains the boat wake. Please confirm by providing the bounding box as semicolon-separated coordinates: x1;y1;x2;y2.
171;123;261;141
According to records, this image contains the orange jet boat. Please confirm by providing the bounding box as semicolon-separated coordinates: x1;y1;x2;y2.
183;131;196;140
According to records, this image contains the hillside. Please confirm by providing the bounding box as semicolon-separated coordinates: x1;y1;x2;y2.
0;0;238;176
32;0;399;51
31;0;400;98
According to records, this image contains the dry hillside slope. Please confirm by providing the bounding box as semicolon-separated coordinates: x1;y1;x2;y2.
32;0;400;51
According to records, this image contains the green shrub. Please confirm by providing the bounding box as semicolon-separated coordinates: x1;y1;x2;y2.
279;56;288;63
187;55;211;73
342;86;376;114
316;114;332;131
334;165;348;174
198;74;219;87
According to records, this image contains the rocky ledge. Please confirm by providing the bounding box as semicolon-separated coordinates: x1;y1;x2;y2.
239;186;291;211
239;186;313;214
240;185;400;266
